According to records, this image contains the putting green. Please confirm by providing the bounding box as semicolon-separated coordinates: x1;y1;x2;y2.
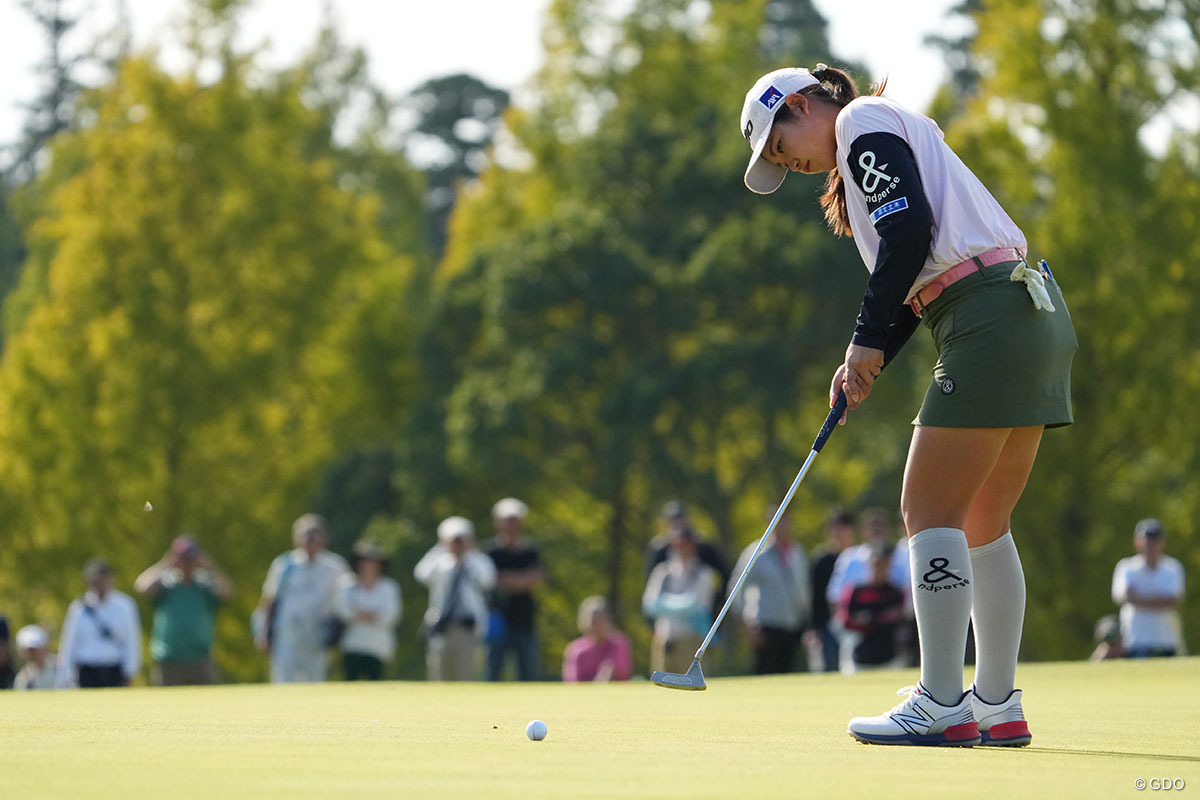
1;658;1196;798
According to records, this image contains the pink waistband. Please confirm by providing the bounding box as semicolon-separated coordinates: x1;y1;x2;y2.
909;247;1026;318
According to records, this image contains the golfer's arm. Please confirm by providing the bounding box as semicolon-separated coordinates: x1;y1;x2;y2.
846;132;933;363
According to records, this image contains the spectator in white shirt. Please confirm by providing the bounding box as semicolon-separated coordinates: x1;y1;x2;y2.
730;504;811;674
336;541;402;681
643;526;718;676
58;559;142;688
1112;518;1185;658
256;514;350;683
14;625;58;690
825;508;909;607
415;517;497;681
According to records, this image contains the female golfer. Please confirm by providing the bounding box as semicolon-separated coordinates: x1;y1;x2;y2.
740;65;1076;746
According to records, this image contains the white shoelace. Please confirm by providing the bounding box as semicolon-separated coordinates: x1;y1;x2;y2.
887;685;921;715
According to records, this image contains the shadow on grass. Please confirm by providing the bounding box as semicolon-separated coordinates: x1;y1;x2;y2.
983;747;1200;764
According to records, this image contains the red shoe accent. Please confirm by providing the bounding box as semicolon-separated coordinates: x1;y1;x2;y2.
987;721;1031;740
943;722;981;741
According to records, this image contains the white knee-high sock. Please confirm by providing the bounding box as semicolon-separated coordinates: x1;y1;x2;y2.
909;527;973;705
969;532;1025;704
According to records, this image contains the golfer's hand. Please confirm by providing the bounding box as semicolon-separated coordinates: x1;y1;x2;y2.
842;344;884;408
828;365;850;424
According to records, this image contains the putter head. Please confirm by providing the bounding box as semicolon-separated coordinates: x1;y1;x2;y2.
650;657;706;691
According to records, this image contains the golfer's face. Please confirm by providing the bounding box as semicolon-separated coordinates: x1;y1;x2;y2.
764;101;836;175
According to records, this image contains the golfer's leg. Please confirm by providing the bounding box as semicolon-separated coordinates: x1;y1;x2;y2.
964;426;1043;704
901;426;1010;704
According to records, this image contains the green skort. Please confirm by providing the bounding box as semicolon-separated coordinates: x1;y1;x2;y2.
914;258;1077;428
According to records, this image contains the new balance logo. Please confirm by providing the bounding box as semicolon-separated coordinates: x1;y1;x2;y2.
891;703;935;735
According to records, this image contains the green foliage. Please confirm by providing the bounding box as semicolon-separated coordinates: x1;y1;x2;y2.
2;0;1196;685
0;36;423;681
400;0;932;675
942;0;1200;657
0;181;24;325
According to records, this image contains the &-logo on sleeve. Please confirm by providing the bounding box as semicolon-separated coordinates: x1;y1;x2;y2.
847;132;919;227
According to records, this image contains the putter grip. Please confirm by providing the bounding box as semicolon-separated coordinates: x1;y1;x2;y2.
812;391;847;453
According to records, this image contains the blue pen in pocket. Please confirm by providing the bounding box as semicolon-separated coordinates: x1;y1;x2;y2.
1038;259;1054;280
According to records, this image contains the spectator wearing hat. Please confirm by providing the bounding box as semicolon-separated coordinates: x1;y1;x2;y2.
256;514;350;683
0;615;14;689
563;596;632;682
730;504;811;675
335;541;401;681
134;536;233;686
643;501;731;622
13;625;58;690
415;516;497;681
1111;518;1185;658
484;497;545;682
642;525;719;675
57;559;142;688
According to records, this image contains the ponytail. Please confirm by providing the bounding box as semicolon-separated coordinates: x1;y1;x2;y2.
779;64;887;237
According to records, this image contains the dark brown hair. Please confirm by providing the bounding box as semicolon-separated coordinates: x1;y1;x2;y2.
775;66;887;237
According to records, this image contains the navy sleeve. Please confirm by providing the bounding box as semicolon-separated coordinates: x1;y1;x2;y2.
881;307;921;368
845;131;934;356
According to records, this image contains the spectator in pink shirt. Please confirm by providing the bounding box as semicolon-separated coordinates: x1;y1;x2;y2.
563;596;632;682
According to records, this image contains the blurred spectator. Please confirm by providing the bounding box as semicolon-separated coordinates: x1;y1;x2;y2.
415;516;497;681
1089;615;1125;662
730;504;810;675
825;507;910;672
0;615;14;689
13;625;58;690
336;541;402;681
58;559;142;688
825;508;909;606
838;544;906;672
1111;518;1185;658
134;536;233;686
643;526;718;675
563;596;632;682
644;501;731;621
256;514;350;683
804;508;856;672
484;497;545;682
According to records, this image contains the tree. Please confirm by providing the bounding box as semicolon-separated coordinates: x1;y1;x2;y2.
940;0;1200;657
403;0;925;674
3;0;92;183
0;14;424;680
401;74;510;258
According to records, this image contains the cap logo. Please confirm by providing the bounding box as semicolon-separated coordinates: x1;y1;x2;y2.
743;120;753;142
758;85;784;110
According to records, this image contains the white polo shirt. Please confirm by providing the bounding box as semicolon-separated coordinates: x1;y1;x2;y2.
1111;554;1185;651
835;96;1027;301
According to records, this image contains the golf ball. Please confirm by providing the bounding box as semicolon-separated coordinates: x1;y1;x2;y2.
525;720;548;741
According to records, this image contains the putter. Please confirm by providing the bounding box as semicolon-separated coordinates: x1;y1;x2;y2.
651;391;848;690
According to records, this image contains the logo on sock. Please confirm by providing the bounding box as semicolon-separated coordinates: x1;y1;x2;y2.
919;557;970;592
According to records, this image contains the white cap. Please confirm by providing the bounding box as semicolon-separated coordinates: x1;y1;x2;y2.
492;497;529;520
16;624;49;651
437;516;475;543
741;67;819;194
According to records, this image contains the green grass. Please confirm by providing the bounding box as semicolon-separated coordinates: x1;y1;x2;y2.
2;658;1197;799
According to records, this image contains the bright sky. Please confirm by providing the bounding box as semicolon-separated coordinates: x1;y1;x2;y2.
0;0;963;153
